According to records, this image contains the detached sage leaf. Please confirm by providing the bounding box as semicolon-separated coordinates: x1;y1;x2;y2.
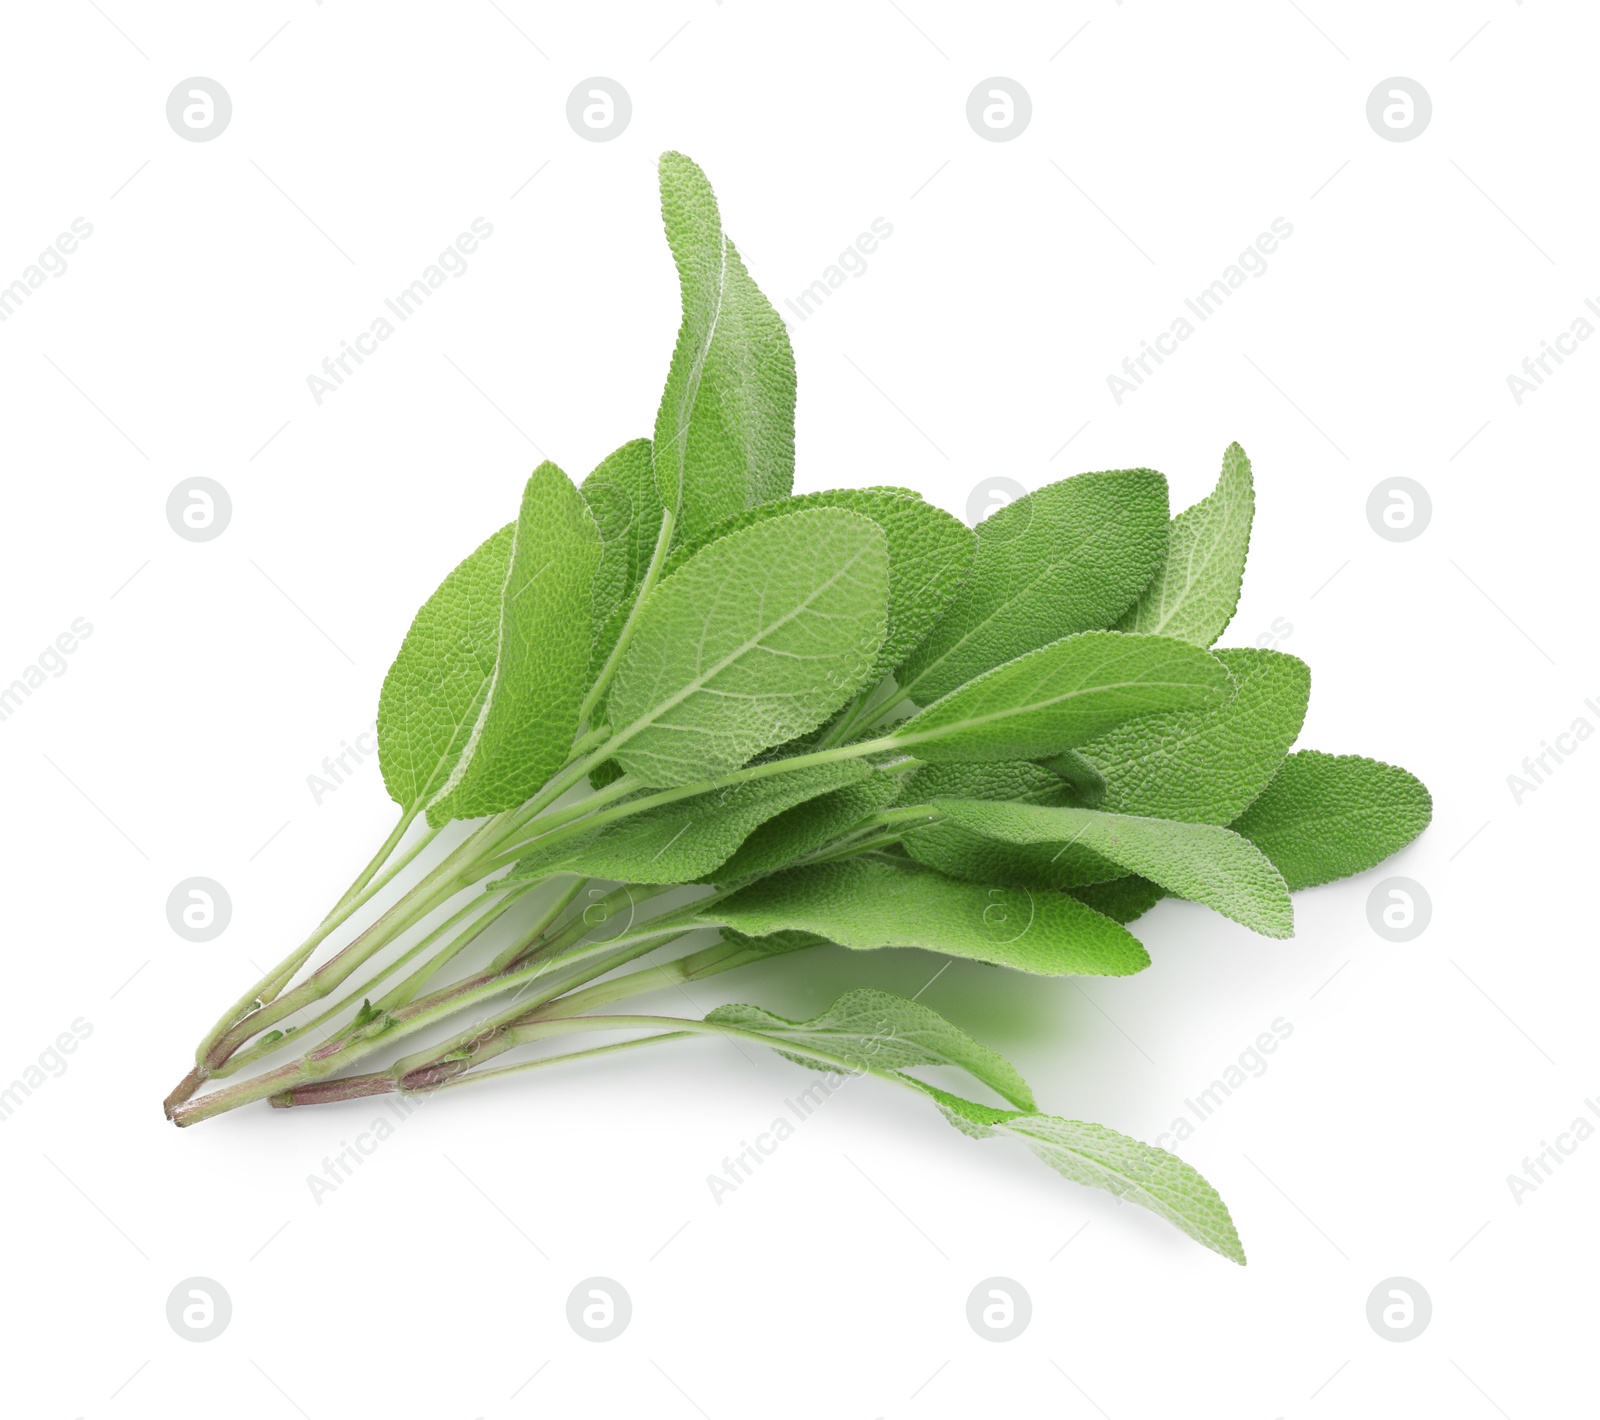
1118;441;1254;646
606;507;889;787
708;988;1035;1109
654;151;795;545
890;631;1232;764
377;523;512;809
897;468;1170;705
428;462;601;824
704;856;1150;976
1229;750;1432;890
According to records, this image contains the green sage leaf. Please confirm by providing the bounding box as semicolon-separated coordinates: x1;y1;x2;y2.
505;760;869;886
427;462;601;824
581;437;661;671
1118;441;1254;646
1229;750;1432;890
712;766;908;881
889;631;1232;764
654;152;795;545
1062;647;1310;824
904;759;1076;807
926;800;1293;937
708;988;1035;1109
662;487;975;680
704;856;1150;976
911;1082;1246;1264
1069;876;1167;924
376;522;513;809
902;818;1123;894
605;507;889;787
896;469;1170;705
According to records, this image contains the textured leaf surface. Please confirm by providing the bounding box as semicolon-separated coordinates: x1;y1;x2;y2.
713;767;908;881
377;523;512;808
709;988;1034;1109
662;488;975;680
896;469;1169;705
1041;747;1108;804
904;759;1075;807
606;508;890;786
929;801;1293;937
428;463;601;824
902;817;1124;892
654;152;794;545
717;928;832;959
506;761;868;886
704;856;1150;976
1230;751;1432;890
895;761;1085;885
890;632;1232;764
1070;876;1167;924
1069;648;1310;824
581;438;660;671
912;1083;1246;1264
1118;442;1254;646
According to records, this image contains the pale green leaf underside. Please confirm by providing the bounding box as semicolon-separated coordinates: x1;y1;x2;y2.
1230;750;1432;890
377;522;512;809
890;631;1233;764
505;760;869;886
704;855;1150;976
662;487;975;681
897;468;1170;705
910;1082;1246;1264
606;507;890;787
1118;441;1254;646
653;152;795;545
428;462;602;824
708;988;1035;1109
928;800;1293;938
1066;647;1310;824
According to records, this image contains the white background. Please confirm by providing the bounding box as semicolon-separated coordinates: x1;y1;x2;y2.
1;2;1594;1416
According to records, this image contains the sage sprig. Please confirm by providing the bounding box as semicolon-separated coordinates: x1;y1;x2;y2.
163;154;1431;1266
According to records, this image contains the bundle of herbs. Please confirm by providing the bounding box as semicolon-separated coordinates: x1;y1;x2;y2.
164;154;1430;1264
